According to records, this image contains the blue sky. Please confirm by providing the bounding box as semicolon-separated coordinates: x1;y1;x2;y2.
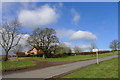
2;2;118;51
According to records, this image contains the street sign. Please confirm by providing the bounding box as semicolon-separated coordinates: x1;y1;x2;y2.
92;49;99;64
92;49;98;52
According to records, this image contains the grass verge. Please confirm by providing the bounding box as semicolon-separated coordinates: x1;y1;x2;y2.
14;51;118;62
62;57;118;78
1;60;36;70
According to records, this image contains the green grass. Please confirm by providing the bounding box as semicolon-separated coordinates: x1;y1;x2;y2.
14;51;118;62
1;60;36;70
63;57;118;78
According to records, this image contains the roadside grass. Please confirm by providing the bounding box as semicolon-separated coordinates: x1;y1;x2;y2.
13;51;118;62
0;52;118;71
1;60;36;70
62;57;118;78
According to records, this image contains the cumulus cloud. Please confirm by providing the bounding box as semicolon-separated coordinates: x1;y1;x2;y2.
70;30;97;41
62;42;72;47
56;29;75;39
61;42;91;50
18;4;59;28
2;2;38;22
71;8;80;26
16;34;31;52
17;34;29;45
78;44;91;50
56;29;97;42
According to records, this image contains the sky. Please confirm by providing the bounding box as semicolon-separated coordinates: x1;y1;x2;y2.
1;2;118;54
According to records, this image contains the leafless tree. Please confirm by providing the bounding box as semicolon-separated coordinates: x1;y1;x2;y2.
54;43;71;55
89;43;97;52
0;20;21;61
27;28;59;58
74;46;82;53
109;40;119;51
13;44;22;54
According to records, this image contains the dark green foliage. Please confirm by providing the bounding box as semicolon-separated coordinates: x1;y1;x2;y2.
72;50;112;55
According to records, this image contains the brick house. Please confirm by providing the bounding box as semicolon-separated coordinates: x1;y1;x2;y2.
25;48;43;55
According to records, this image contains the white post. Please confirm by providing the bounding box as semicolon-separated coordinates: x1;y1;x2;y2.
92;49;99;64
42;54;45;59
96;50;99;64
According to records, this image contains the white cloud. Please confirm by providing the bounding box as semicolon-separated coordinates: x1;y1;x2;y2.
18;4;59;28
56;29;75;39
16;34;31;52
70;30;97;41
56;29;97;42
62;42;90;53
62;42;72;47
17;34;29;45
71;8;80;26
2;2;34;22
78;44;91;50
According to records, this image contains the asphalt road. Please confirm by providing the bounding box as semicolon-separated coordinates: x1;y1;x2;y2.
3;55;118;78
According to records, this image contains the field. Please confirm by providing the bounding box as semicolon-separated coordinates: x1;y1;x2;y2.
14;51;118;62
63;57;118;78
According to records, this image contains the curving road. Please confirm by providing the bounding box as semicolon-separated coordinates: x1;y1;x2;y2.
3;55;118;78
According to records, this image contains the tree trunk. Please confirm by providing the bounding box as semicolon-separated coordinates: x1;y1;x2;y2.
4;51;9;61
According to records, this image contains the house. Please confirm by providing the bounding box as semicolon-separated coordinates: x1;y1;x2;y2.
25;48;43;55
13;48;43;57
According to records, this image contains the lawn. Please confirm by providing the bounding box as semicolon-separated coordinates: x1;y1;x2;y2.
14;51;118;62
1;60;36;70
63;57;118;78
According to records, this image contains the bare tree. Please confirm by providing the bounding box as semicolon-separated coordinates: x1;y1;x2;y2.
13;44;22;54
109;40;119;51
0;20;21;61
89;43;97;52
55;43;72;55
74;46;82;53
27;28;59;58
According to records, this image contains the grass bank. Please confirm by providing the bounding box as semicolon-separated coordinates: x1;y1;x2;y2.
62;57;118;78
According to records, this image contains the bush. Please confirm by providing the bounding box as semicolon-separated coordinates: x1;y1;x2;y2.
15;52;26;57
26;54;43;57
72;50;112;55
98;50;111;54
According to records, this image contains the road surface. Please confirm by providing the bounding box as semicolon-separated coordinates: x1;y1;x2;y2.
3;55;118;78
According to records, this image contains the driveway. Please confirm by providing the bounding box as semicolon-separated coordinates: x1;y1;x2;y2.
3;54;118;78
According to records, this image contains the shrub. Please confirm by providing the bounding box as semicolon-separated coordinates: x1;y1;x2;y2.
15;52;26;57
72;50;112;55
